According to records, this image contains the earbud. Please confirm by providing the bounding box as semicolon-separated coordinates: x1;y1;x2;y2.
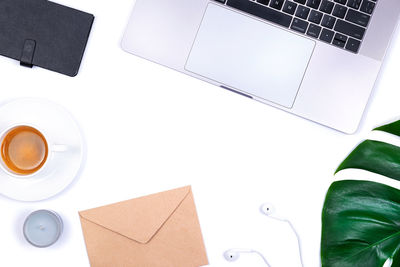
260;203;275;216
223;249;250;262
260;203;286;221
223;249;271;266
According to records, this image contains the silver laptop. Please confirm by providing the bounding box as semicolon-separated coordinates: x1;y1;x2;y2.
122;0;400;133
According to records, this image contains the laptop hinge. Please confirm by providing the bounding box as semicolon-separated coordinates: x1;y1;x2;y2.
220;86;253;99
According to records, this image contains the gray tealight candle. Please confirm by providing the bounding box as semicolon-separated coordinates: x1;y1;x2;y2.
23;210;63;248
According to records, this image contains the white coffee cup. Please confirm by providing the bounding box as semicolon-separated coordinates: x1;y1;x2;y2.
0;124;68;178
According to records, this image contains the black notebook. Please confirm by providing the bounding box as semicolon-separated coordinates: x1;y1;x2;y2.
0;0;94;77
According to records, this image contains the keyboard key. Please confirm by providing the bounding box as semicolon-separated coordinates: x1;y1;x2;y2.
294;0;307;4
332;4;347;18
321;14;336;28
256;0;270;5
347;0;362;9
345;37;361;52
360;0;375;14
346;9;370;26
228;0;369;54
332;39;346;47
282;1;298;15
309;10;323;24
214;0;226;3
226;0;293;28
307;24;322;37
270;0;285;10
335;19;365;39
320;28;335;43
332;33;347;47
335;33;348;42
320;0;334;13
291;18;309;33
306;0;321;9
295;6;311;19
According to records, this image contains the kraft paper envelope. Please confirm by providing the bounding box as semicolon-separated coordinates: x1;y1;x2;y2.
79;186;209;267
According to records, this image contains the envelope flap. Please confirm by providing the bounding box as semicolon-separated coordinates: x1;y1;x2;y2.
79;186;191;244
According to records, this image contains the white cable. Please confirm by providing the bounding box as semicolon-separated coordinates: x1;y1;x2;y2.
284;219;305;267
260;203;304;267
224;203;304;267
252;250;272;266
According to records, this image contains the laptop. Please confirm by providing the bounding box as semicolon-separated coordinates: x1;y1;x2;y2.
122;0;400;133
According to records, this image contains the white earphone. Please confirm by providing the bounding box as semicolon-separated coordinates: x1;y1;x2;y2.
259;203;286;221
260;203;304;267
223;203;304;267
224;248;271;266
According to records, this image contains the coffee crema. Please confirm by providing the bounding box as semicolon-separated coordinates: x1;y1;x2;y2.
1;126;48;175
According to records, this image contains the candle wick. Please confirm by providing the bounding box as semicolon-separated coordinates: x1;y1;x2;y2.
39;225;45;231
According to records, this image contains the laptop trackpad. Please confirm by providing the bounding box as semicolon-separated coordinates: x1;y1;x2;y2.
185;4;315;108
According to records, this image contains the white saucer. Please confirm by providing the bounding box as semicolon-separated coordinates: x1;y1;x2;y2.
0;98;85;202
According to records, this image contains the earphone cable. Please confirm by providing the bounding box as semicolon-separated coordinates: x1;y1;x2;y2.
285;219;304;267
252;250;272;267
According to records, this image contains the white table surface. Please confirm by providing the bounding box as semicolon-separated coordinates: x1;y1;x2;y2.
0;1;399;266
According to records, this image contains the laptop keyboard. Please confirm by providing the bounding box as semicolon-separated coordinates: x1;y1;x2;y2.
214;0;376;53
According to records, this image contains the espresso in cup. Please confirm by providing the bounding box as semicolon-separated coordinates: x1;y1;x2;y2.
1;126;48;175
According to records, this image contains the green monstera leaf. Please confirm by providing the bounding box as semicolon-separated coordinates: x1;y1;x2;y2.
374;120;400;137
321;120;400;267
322;180;400;267
335;140;400;181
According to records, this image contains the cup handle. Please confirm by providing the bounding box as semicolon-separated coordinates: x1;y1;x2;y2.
52;144;68;153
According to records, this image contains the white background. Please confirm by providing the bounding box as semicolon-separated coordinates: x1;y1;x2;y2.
0;0;399;266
